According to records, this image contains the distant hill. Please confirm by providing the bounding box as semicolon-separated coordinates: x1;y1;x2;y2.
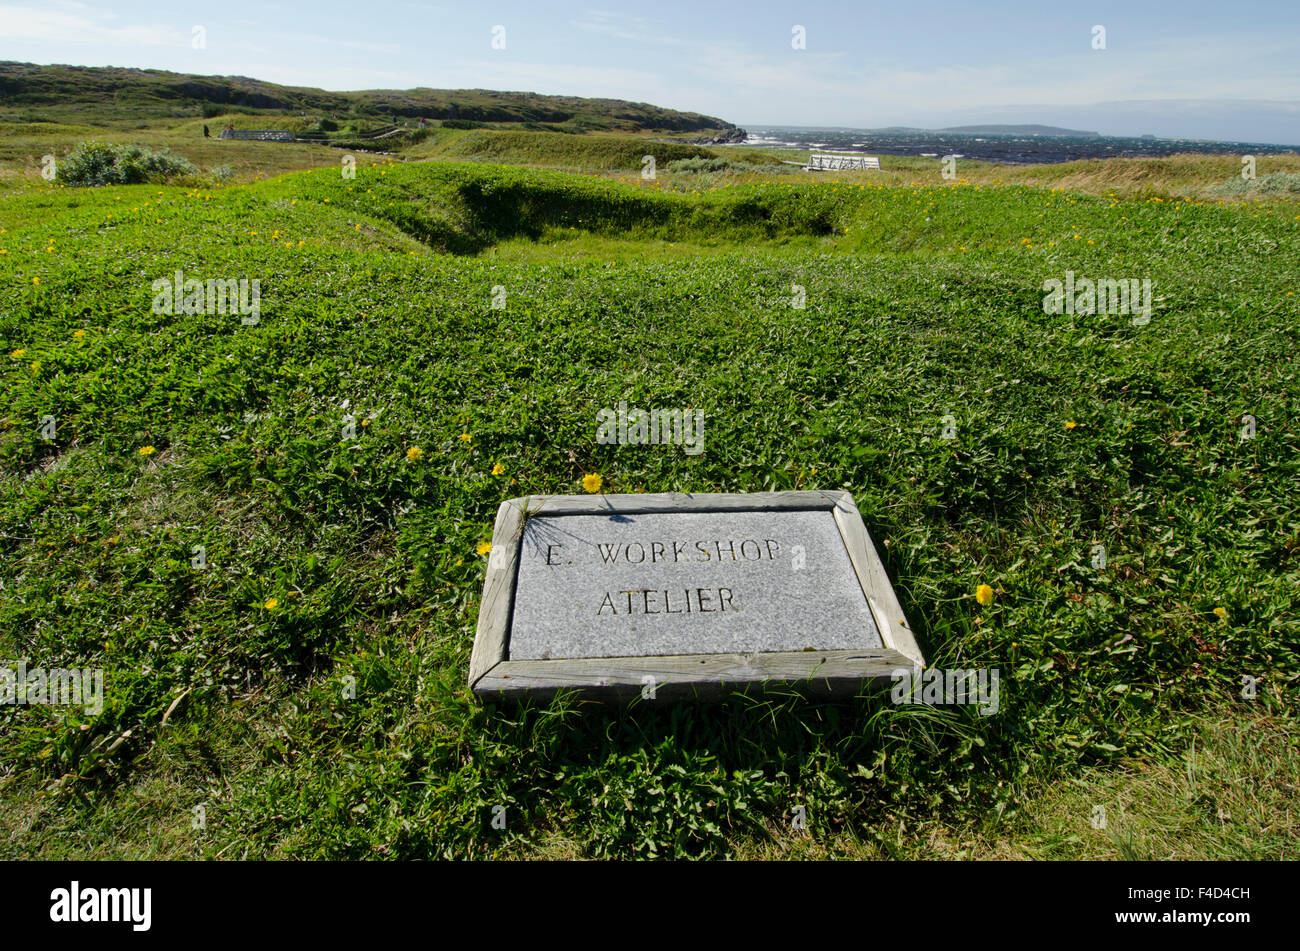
0;61;741;136
934;124;1100;137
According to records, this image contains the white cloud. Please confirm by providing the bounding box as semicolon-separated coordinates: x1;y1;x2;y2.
0;1;187;47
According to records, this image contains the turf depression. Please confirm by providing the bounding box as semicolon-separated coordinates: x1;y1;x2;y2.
0;160;1297;858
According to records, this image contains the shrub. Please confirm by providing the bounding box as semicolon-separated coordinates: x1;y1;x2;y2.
667;156;793;175
56;142;198;187
1210;172;1300;197
667;157;733;173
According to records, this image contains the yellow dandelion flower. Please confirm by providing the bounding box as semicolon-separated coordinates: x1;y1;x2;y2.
582;473;603;493
491;462;505;475
138;445;156;456
458;433;472;443
10;349;25;358
264;598;279;610
1213;607;1227;621
476;541;492;556
975;584;994;607
73;329;86;338
32;277;40;285
406;446;424;462
1065;421;1077;430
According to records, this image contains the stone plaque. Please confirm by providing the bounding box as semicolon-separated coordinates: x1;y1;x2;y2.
469;491;922;702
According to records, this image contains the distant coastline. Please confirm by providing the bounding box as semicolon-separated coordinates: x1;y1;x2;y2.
742;125;1300;165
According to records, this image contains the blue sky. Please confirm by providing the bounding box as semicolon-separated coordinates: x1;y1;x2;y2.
3;1;1299;141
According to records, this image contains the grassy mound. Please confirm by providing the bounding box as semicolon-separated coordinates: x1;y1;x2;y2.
405;129;717;170
0;159;1296;859
265;162;849;253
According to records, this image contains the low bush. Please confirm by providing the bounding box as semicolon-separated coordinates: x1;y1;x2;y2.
55;141;198;186
667;156;793;175
1210;171;1300;196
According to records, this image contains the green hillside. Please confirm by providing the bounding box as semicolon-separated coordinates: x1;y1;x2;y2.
0;61;743;136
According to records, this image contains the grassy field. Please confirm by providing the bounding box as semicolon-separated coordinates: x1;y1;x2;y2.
0;120;757;186
8;116;1300;202
1;135;1297;858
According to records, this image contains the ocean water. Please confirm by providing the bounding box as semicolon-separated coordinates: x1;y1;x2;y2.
743;126;1299;165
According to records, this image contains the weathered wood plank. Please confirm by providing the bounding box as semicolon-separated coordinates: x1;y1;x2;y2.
474;647;919;702
467;497;527;688
516;490;843;517
831;491;923;666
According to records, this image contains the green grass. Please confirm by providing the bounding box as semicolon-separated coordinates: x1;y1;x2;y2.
1;155;1297;859
0;119;395;186
11;113;1300;208
726;706;1299;859
404;129;719;171
0;123;752;189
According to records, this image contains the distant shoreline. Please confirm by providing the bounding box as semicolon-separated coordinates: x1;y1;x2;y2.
738;126;1300;166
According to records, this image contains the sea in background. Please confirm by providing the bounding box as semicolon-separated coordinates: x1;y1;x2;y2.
743;126;1300;165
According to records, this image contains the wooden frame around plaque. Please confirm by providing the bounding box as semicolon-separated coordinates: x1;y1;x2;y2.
469;490;923;702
